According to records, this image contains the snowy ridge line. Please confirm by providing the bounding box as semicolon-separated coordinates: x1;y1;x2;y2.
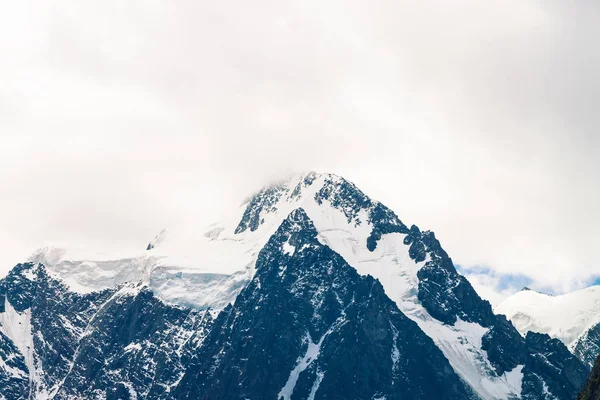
496;285;600;348
304;199;522;398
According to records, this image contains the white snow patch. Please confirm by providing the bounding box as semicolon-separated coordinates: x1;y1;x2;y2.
0;299;34;381
504;365;524;397
120;381;138;400
0;298;48;398
541;378;551;396
278;334;324;400
417;318;522;399
390;323;400;378
22;268;36;281
282;242;296;256
279;294;351;400
148;267;248;310
307;370;324;400
59;315;83;337
29;251;248;313
124;343;142;353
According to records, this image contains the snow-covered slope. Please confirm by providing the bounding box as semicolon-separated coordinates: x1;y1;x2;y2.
496;287;600;348
0;297;40;395
26;173;331;311
496;286;600;369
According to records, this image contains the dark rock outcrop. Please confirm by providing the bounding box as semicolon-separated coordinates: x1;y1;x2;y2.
522;332;589;400
578;355;600;400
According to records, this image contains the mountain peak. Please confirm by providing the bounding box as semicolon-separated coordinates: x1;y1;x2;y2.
233;171;380;237
518;286;553;295
238;171;325;205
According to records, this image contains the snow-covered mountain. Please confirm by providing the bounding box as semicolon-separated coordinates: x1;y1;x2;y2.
496;286;600;369
0;172;591;399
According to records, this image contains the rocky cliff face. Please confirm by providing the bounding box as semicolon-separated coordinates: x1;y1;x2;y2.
0;173;591;399
522;332;589;400
578;355;600;400
573;322;600;370
0;263;213;399
176;209;474;400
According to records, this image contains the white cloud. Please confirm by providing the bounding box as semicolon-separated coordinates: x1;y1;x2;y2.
0;1;598;294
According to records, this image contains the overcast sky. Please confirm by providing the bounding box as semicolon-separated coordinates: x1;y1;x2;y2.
1;1;598;304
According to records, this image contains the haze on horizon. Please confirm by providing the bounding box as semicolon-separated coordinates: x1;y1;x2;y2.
1;1;599;305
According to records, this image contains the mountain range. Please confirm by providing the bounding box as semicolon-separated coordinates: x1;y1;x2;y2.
0;172;595;399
